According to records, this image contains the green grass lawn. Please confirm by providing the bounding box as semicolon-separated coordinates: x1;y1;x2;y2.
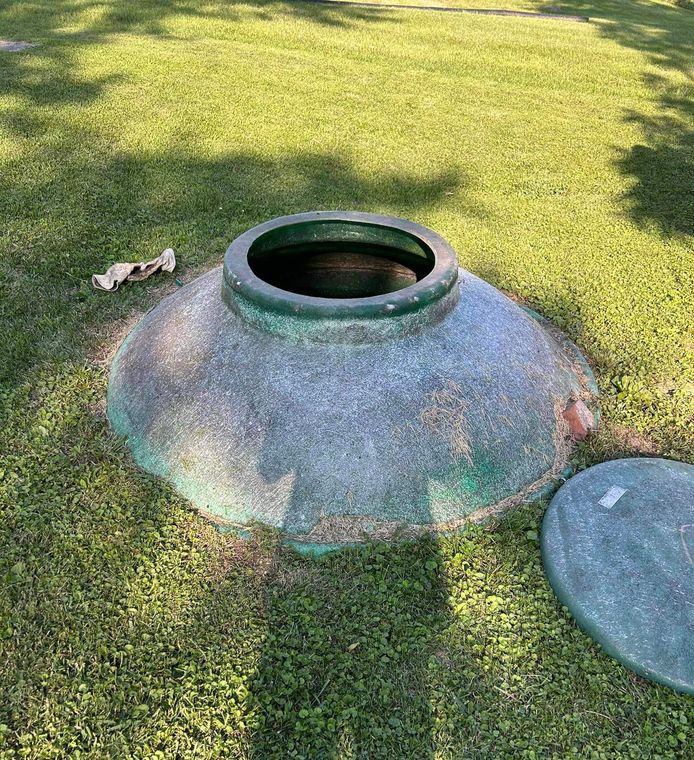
0;0;692;756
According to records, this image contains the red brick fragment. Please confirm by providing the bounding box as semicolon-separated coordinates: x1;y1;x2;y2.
563;399;595;441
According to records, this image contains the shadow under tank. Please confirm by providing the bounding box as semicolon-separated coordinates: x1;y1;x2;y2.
108;212;597;553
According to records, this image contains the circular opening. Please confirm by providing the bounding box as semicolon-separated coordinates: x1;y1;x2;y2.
247;220;436;299
223;213;460;324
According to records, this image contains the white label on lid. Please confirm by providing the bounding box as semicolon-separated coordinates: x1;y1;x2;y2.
598;485;628;509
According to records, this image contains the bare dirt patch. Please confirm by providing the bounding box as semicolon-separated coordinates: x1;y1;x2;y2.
0;40;37;52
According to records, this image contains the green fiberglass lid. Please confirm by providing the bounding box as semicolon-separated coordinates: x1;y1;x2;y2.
542;457;694;695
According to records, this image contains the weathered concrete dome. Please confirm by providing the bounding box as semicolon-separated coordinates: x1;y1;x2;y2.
108;212;597;552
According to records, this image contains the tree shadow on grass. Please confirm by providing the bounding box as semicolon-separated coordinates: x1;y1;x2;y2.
0;135;467;388
0;370;459;757
539;0;694;237
3;377;684;757
0;0;398;118
247;540;452;758
0;121;477;755
1;0;396;39
618;91;694;237
0;0;460;388
0;16;479;745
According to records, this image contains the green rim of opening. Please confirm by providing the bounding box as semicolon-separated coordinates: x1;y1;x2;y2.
223;211;459;320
